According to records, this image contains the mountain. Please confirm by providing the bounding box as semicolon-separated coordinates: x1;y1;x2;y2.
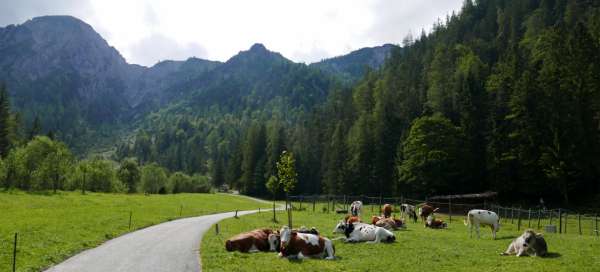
311;44;397;82
0;15;395;153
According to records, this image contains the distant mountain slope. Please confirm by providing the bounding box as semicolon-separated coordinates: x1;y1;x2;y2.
311;44;397;82
0;15;395;152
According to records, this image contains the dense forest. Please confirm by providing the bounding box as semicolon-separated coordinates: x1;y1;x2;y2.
122;0;600;204
2;0;600;206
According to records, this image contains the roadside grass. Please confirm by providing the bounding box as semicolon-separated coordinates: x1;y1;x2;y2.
0;191;271;272
202;206;600;272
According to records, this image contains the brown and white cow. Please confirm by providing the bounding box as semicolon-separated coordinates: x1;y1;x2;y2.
374;217;405;230
267;226;320;252
225;228;273;253
425;214;447;229
278;226;335;260
418;204;439;222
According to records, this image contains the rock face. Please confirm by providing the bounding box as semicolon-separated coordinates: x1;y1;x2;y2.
310;44;398;82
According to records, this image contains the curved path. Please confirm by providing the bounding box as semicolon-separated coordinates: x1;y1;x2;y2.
46;196;277;272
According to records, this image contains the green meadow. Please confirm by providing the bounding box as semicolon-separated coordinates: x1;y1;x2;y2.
202;205;600;272
0;191;270;272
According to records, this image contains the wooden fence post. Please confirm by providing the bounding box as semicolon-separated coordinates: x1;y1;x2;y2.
215;223;219;235
13;232;17;272
448;198;452;223
179;205;183;217
564;212;568;234
129;211;133;230
313;197;316;212
528;209;532;228
558;209;562;234
537;210;542;229
578;214;582;235
511;208;514;224
549;210;554;225
595;214;598;237
517;209;522;231
299;196;303;211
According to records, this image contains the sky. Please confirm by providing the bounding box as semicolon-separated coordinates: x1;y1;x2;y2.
0;0;464;67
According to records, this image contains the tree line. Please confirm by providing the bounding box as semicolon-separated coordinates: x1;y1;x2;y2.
0;84;212;194
122;0;600;205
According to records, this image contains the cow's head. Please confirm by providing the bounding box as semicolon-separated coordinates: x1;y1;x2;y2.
279;226;295;247
333;220;347;234
268;232;281;252
521;230;537;249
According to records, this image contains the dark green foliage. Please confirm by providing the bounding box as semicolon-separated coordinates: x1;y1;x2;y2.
0;83;12;157
117;158;141;193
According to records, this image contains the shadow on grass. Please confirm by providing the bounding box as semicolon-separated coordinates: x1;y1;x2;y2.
543;252;562;258
495;235;517;240
286;256;343;263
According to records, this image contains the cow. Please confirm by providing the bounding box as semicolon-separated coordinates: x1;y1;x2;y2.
382;204;393;218
501;230;547;257
268;226;319;252
344;215;361;224
418;204;439;222
333;221;395;243
374;217;406;230
225;228;273;253
278;226;335;260
425;214;447;229
464;209;500;239
400;204;418;223
350;201;363;217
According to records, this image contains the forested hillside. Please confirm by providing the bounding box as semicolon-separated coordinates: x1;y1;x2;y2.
2;0;599;205
287;0;600;203
138;0;598;204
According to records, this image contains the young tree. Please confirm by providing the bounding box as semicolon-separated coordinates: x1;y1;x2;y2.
277;150;297;227
117;158;141;193
141;163;168;194
265;175;279;222
169;171;192;193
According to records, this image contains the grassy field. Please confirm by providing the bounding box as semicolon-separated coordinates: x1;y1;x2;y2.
0;191;271;272
202;204;600;272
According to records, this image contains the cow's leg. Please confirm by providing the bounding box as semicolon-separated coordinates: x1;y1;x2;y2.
324;240;335;260
492;225;497;240
501;242;515;255
476;224;481;239
469;224;473;238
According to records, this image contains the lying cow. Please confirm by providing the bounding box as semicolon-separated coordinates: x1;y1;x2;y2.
400;204;418;223
350;200;363;217
464;209;500;239
268;226;320;252
344;215;361;224
374;217;406;230
225;228;273;252
418;204;438;222
501;230;547;257
333;221;395;243
278;226;335;260
425;214;447;229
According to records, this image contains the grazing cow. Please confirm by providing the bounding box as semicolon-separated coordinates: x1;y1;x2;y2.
333;221;395;243
268;226;319;252
225;228;273;253
350;201;363;217
278;226;335;260
374;217;406;230
464;209;500;239
344;215;361;224
400;204;418;223
425;214;447;229
418;204;439;222
382;204;393;218
502;230;547;257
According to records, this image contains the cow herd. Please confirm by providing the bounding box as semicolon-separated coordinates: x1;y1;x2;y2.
224;200;548;260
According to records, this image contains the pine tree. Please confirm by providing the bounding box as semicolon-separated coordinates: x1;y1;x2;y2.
0;84;11;157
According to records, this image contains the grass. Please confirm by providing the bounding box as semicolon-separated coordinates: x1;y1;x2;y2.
201;203;600;272
0;191;271;272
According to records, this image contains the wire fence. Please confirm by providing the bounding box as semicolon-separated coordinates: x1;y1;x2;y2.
287;195;600;237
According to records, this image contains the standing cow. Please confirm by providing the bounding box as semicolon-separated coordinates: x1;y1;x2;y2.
400;204;418;223
464;209;500;239
350;201;363;217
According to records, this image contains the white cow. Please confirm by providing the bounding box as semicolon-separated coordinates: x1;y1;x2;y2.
464;209;500;239
333;221;395;243
350;201;363;217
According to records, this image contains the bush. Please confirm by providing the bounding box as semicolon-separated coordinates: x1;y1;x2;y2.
141;163;168;194
191;174;213;193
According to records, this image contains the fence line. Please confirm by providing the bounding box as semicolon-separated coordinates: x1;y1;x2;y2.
288;195;600;237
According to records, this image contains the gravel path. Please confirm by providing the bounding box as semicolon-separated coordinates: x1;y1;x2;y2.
45;196;275;272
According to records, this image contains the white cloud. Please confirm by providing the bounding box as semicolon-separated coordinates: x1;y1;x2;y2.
0;0;464;65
